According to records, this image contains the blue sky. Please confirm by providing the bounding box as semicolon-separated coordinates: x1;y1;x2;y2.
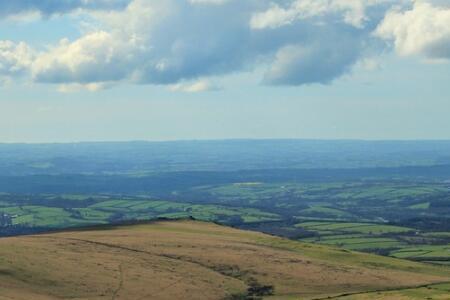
0;0;449;142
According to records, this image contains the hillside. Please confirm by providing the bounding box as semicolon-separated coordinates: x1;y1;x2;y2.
0;220;449;300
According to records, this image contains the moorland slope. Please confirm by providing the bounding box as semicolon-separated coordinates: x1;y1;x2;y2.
0;220;449;300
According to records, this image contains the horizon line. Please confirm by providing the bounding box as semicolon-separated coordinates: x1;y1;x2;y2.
2;138;450;145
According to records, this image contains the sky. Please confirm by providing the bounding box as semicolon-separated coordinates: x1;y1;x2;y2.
0;0;449;143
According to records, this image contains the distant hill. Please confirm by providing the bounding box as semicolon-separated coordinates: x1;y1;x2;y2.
0;220;448;300
1;139;450;175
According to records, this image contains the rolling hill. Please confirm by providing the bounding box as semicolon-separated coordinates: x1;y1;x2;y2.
0;220;449;300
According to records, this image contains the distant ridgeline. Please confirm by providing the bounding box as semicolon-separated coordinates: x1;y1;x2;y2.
1;139;450;175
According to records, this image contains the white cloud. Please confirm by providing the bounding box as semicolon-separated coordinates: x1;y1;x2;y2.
32;0;254;86
188;0;230;5
355;57;382;71
375;1;450;60
28;0;379;88
1;0;449;91
169;80;221;93
32;31;143;84
57;82;113;93
265;36;361;85
0;0;131;18
250;0;398;30
0;40;34;81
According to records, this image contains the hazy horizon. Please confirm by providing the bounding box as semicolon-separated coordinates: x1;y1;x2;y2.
3;138;450;145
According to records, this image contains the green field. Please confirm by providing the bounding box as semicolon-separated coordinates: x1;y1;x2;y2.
335;282;450;299
296;221;412;250
296;221;413;234
390;245;450;265
0;198;281;229
0;179;449;266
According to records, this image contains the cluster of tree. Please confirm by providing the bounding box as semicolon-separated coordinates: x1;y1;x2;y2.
396;217;450;231
0;225;50;237
226;277;274;300
0;213;12;226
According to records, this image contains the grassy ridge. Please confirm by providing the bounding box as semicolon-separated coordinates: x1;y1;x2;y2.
0;220;449;300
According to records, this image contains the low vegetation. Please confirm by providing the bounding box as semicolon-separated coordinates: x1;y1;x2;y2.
0;220;449;300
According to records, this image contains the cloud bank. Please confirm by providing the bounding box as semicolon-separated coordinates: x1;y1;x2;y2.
0;0;449;91
376;1;450;61
0;41;34;82
0;0;131;17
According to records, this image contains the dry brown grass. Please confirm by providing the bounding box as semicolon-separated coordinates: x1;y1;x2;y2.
0;220;448;300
